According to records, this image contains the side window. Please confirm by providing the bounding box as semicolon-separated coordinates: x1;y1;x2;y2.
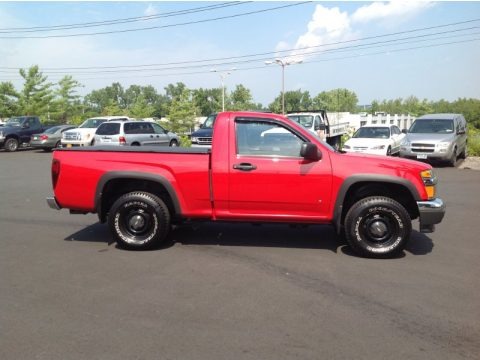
125;123;140;134
235;119;304;157
314;116;321;130
152;123;166;134
141;123;155;134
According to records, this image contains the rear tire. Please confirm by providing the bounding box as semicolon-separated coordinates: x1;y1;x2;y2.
108;191;171;250
4;138;19;152
344;196;411;258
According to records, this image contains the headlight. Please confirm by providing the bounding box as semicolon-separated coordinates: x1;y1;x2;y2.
436;142;450;148
401;139;410;146
420;169;437;200
371;145;385;150
191;137;198;143
343;144;351;149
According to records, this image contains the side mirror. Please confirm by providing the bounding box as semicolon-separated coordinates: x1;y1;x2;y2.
300;142;322;161
199;124;204;129
22;123;30;129
318;124;326;131
401;129;407;134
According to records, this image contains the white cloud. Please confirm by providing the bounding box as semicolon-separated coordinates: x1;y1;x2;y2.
352;1;433;24
281;5;355;63
144;4;159;17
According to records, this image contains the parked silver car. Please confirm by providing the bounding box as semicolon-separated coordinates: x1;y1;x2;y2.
93;121;179;147
400;113;468;166
30;125;77;151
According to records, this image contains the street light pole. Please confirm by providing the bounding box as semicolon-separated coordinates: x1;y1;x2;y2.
211;68;236;112
265;58;302;115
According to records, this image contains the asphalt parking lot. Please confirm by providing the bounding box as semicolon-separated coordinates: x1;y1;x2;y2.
1;150;479;360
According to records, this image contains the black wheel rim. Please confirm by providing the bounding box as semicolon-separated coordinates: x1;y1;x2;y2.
117;205;158;245
358;210;400;248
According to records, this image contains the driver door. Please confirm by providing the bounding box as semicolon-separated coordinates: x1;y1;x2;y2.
226;117;333;221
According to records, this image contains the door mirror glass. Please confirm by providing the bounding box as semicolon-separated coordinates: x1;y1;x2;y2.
401;129;407;134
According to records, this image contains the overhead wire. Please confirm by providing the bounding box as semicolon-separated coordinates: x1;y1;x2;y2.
0;2;249;33
0;2;311;39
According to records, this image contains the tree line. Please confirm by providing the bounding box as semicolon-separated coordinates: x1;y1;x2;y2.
1;65;479;131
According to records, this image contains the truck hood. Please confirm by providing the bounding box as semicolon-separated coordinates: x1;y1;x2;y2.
345;138;390;147
191;128;213;137
332;150;431;180
406;133;454;143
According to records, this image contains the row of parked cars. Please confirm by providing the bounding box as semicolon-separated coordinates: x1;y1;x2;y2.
0;116;179;152
341;113;468;167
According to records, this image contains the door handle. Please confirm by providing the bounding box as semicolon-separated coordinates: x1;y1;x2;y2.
233;163;257;171
150;135;154;138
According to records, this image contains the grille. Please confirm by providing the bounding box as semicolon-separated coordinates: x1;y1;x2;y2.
64;132;80;141
411;143;435;153
197;137;212;145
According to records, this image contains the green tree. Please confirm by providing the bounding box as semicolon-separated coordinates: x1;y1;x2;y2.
84;82;126;114
51;75;83;123
0;82;19;117
128;94;155;118
18;65;53;117
166;88;197;135
269;90;312;113
229;84;261;111
313;88;357;112
193;87;222;115
102;100;123;116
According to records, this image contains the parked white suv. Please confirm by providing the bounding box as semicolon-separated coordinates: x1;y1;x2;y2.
62;116;130;147
94;121;179;147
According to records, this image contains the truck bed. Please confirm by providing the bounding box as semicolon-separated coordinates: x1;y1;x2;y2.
53;146;212;217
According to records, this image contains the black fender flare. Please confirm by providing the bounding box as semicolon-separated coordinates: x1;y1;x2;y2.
332;174;421;233
95;171;182;219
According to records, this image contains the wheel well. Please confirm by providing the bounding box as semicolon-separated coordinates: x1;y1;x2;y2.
5;134;19;141
341;182;419;223
99;178;177;223
131;142;140;146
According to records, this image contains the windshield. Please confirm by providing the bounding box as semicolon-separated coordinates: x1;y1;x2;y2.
287;115;314;128
6;117;25;126
202;114;216;129
79;118;107;129
353;127;390;139
409;119;454;134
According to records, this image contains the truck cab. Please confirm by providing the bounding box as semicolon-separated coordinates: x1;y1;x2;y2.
0;116;43;152
190;113;217;147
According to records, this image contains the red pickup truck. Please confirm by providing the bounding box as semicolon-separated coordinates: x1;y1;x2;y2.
47;111;445;258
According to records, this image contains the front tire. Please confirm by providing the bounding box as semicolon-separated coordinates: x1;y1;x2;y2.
4;138;19;152
386;146;392;156
344;196;411;258
108;191;171;250
448;147;457;167
169;139;178;147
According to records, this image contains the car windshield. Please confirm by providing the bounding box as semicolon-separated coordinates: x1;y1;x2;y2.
202;115;216;129
353;127;390;139
409;119;454;134
287;115;314;128
79;118;107;129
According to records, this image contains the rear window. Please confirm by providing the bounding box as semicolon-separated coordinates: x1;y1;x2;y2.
96;123;120;135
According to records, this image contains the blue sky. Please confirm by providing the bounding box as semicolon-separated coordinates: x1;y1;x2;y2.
0;1;479;106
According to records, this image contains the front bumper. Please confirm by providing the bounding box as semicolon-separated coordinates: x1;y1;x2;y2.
417;198;445;233
400;148;453;161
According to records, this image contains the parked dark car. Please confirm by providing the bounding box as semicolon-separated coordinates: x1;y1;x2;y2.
30;125;77;152
0;116;45;152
